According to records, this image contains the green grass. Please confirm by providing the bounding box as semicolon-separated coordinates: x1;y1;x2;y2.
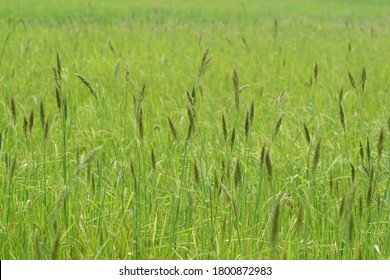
0;0;389;260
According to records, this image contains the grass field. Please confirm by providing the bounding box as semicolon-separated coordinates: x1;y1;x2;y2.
0;0;389;260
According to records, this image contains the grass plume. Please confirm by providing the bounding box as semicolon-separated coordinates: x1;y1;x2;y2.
377;128;384;160
273;114;284;140
339;104;346;132
168;117;178;142
304;123;311;145
75;73;97;99
348;70;357;93
265;149;273;182
10;97;16;122
198;47;212;79
222;113;227;141
361;66;366;93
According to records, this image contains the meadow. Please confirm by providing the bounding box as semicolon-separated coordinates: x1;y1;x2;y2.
0;0;389;259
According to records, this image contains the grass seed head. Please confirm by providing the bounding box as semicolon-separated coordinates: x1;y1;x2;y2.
198;47;212;79
108;39;115;55
137;107;144;142
304;123;311;145
222;113;227;141
221;184;237;218
151;148;156;170
266;149;273;181
10;96;16;121
130;158;136;178
339;86;344;104
29;110;34;133
23;116;28;137
75;73;97;99
52;64;59;86
77;145;103;173
187;106;195;129
339;104;346;132
186;89;194;106
339;195;346;218
186;106;195;141
55;84;62;112
245;110;250;140
249;100;254;126
233;68;239;111
377;128;384;159
168;117;178;142
56;50;62;84
260;145;266;167
361;66;366;92
273;114;284;139
348;70;357;93
191;87;196;104
40;101;45;129
350;162;355;181
139;82;146;105
186;122;193;141
276;91;285;108
194;160;200;184
314;62;318;85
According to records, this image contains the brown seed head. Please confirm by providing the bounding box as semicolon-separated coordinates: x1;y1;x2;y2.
361;67;366;92
339;104;346;132
377;128;384;159
314;62;318;85
23;116;28;137
75;73;97;99
265;149;273;181
304;123;311;145
29;110;34;133
222;114;227;141
10;97;16;121
168;117;178;142
40;101;45;129
194;160;200;184
348;70;357;92
233;69;239;111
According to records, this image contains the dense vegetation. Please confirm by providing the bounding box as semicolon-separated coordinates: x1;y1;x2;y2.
0;0;389;259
